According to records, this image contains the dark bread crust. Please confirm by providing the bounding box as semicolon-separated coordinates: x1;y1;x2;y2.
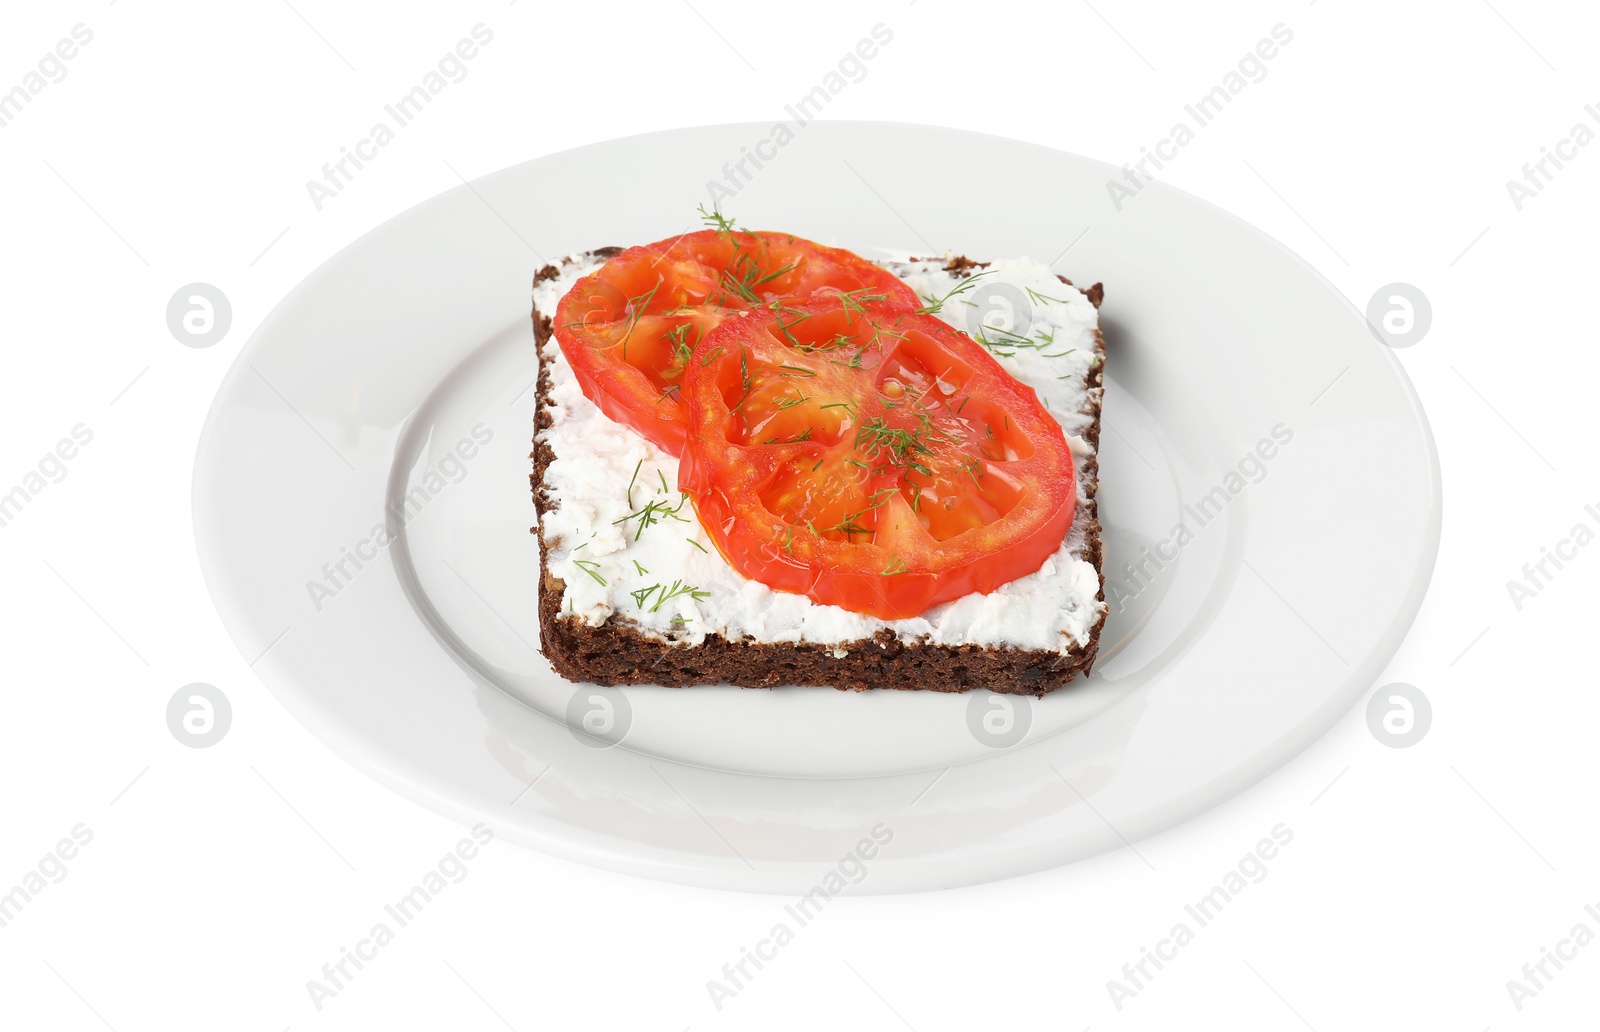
530;253;1105;696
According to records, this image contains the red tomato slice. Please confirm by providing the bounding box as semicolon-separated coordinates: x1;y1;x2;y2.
553;228;919;453
680;295;1077;620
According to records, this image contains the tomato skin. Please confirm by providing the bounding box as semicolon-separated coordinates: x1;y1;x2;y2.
552;230;918;454
680;296;1076;620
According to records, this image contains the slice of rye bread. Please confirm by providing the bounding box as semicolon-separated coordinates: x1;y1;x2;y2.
529;253;1106;696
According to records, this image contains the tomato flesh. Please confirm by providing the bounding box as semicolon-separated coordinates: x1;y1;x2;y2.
553;229;919;453
680;296;1076;620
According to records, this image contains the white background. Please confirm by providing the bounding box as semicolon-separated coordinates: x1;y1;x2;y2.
2;0;1597;1028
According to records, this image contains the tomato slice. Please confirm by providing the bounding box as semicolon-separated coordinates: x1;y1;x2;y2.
553;228;919;453
680;295;1077;620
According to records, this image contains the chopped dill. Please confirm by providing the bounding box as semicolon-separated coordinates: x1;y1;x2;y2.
664;322;695;369
854;417;934;475
914;270;995;316
698;203;738;236
791;332;857;354
823;488;897;542
1024;286;1070;306
626;458;643;508
618;281;661;360
649;580;711;613
837;288;889;320
614;493;692;540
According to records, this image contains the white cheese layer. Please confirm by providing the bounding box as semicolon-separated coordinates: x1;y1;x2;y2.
533;254;1105;655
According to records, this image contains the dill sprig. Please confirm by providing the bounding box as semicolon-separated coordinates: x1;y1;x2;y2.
823;488;898;542
906;395;965;443
662;322;697;374
854;417;934;475
914;270;995;316
976;323;1032;346
721;262;762;304
791;332;857;354
626;458;644;508
836;287;890;320
826;514;872;541
614;492;692;540
643;579;711;613
767;299;814;348
866;323;908;350
615;495;691;539
730;348;754;411
618;281;661;360
571;558;606;585
698;203;738;236
714;227;798;305
751;261;798;289
973;322;1036;355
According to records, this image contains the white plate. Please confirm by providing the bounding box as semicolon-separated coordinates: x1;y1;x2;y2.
193;122;1440;894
